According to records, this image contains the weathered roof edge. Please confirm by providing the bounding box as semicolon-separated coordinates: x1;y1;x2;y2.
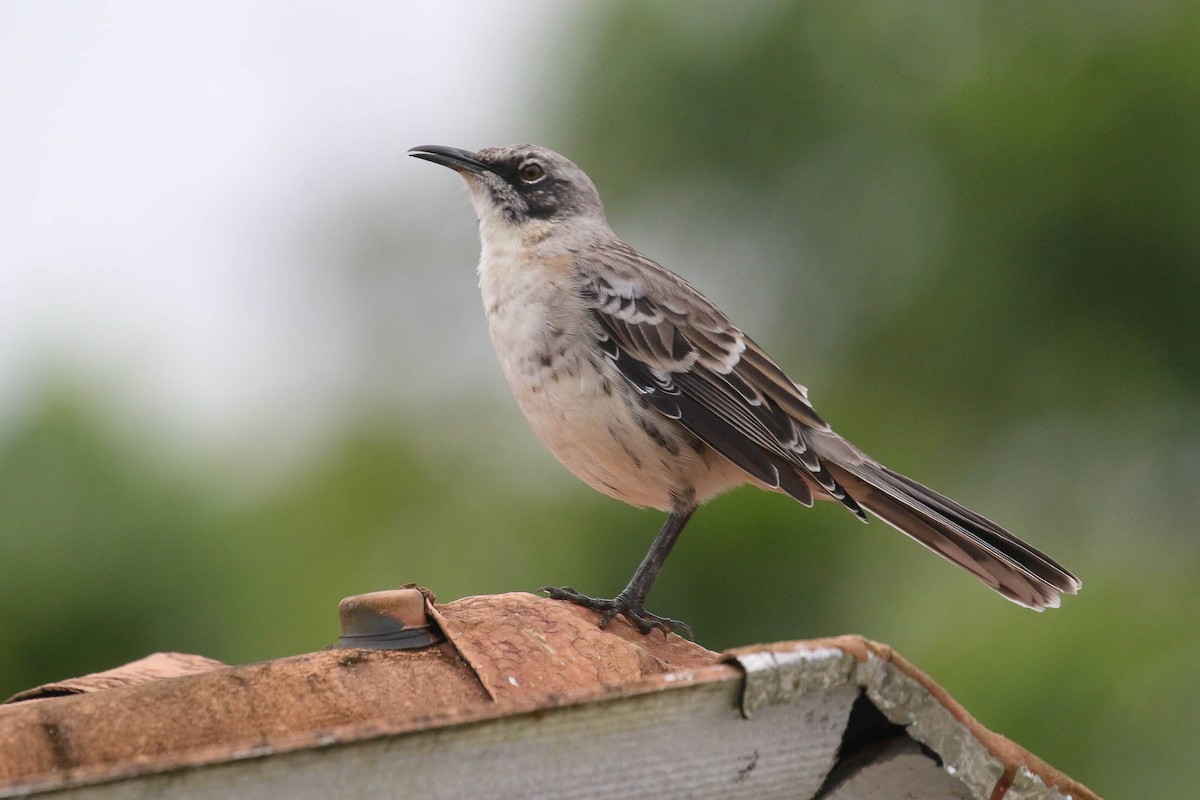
726;636;1098;800
0;591;1099;799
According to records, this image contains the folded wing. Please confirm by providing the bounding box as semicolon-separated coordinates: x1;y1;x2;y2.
576;243;1081;609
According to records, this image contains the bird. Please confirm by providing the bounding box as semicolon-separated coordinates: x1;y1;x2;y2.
408;143;1081;635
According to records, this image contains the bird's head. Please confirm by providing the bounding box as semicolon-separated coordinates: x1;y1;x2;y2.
409;144;606;235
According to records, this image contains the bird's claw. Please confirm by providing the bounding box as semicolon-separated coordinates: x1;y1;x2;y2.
539;585;693;638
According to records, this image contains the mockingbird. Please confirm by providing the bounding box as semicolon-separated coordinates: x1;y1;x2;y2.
409;143;1081;635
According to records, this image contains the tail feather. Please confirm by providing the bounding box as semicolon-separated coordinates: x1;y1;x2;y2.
823;461;1081;610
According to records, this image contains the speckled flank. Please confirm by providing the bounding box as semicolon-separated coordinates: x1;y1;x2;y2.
474;213;745;511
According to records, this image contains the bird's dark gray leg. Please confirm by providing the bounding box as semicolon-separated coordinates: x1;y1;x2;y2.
542;502;697;637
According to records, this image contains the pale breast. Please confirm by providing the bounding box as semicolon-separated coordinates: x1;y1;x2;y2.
476;240;747;510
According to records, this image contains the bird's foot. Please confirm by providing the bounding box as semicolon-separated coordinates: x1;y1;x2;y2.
539;585;693;638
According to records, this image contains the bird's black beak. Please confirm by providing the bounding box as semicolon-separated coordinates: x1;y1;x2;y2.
408;145;491;175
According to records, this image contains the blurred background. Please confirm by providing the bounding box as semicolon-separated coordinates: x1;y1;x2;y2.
2;2;1197;795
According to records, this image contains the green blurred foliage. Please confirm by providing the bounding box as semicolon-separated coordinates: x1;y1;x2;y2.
2;4;1199;797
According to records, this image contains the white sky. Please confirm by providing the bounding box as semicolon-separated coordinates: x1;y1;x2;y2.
0;1;579;453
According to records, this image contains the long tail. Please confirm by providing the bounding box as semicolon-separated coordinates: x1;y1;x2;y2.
822;459;1081;610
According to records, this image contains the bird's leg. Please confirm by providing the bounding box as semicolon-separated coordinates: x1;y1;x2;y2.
542;503;697;637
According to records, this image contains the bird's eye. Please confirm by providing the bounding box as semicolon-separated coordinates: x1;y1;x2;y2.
518;161;546;184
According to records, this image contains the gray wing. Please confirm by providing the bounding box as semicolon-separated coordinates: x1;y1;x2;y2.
575;242;1081;610
576;241;866;517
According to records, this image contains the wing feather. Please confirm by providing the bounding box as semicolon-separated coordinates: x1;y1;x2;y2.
571;241;1078;610
577;244;859;516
